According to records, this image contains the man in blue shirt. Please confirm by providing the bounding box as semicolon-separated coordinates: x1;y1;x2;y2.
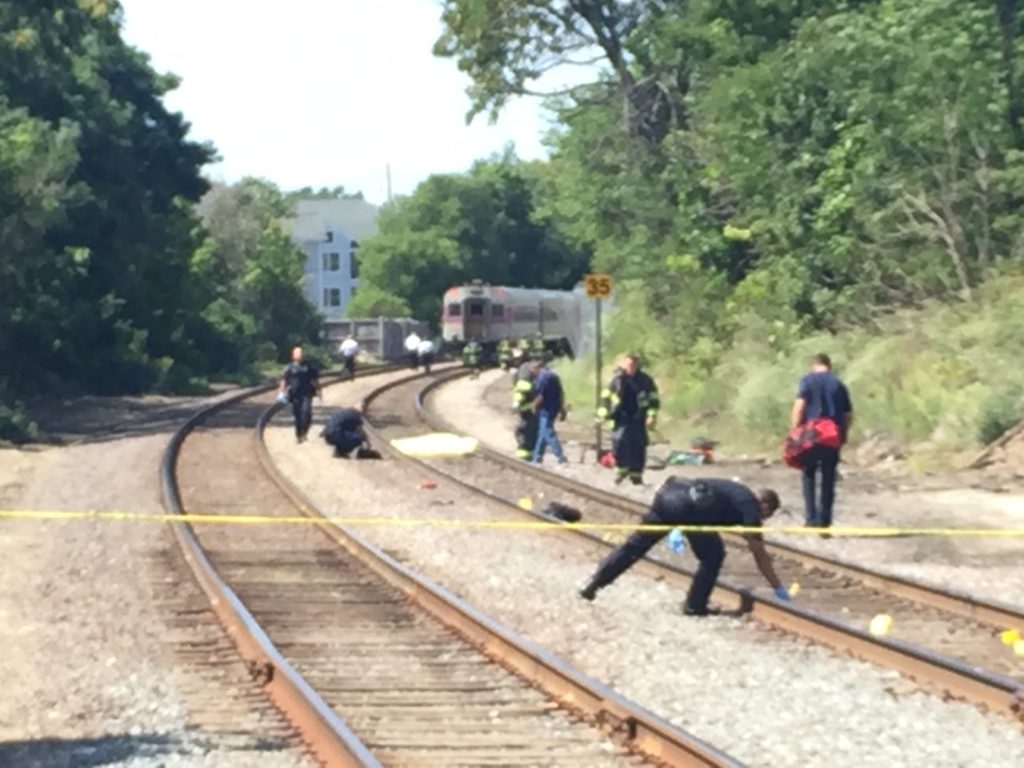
530;362;569;465
791;353;853;528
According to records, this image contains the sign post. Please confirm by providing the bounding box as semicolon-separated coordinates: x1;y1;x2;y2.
584;273;613;462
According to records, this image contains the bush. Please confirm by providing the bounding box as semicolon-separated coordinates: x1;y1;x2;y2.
0;401;37;443
977;389;1024;445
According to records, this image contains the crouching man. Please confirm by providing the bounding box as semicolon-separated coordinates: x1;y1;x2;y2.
321;405;376;458
579;478;789;615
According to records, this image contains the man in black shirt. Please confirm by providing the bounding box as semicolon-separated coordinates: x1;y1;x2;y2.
321;405;370;458
579;478;788;615
278;346;320;443
599;354;660;485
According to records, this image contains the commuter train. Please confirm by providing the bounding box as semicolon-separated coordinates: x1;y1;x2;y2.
441;281;584;359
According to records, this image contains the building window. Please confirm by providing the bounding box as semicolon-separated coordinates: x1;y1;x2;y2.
469;303;484;316
350;252;359;279
491;303;504;318
322;252;341;271
448;303;462;317
323;288;341;307
325;231;333;243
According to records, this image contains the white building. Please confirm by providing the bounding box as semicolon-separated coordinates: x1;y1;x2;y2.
287;199;380;320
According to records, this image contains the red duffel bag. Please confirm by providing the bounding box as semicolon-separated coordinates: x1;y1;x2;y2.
783;417;842;469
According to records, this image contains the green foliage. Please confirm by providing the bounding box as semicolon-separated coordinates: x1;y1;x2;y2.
346;286;412;318
438;0;1024;462
558;276;1024;463
192;178;325;371
433;0;643;121
355;150;590;325
0;2;329;436
1;0;217;412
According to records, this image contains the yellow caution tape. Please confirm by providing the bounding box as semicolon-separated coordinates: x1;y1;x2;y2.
1;508;1024;537
1001;628;1021;646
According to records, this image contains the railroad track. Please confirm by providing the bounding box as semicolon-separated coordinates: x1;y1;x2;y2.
161;366;741;767
361;369;1024;723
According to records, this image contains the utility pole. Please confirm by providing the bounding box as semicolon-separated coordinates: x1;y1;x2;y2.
583;273;613;461
386;163;393;204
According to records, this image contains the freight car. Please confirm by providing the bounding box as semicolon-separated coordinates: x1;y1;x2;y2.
441;281;583;360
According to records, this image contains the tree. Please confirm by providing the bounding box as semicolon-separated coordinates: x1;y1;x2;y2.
193;178;323;369
354;151;589;323
0;0;214;396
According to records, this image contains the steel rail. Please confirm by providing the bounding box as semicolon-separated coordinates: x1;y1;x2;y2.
257;368;743;768
363;370;1024;722
421;371;1024;630
161;366;402;768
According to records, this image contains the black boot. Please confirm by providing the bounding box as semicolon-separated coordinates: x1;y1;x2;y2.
682;603;722;617
578;582;599;601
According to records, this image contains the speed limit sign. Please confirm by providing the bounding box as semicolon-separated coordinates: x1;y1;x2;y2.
584;273;613;299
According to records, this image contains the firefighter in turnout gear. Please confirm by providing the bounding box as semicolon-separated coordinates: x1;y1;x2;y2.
497;338;512;370
463;339;483;379
513;362;539;460
599;353;660;485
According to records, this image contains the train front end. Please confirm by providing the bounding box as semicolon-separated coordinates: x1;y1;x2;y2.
441;283;509;357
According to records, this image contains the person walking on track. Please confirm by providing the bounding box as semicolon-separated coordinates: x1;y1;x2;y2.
339;335;359;381
404;331;421;369
531;362;568;465
513;363;539;460
599;353;660;485
417;336;435;373
579;477;788;615
278;346;320;443
791;353;853;529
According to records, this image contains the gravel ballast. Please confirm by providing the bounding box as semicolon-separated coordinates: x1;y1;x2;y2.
435;370;1024;608
0;401;309;768
267;376;1024;768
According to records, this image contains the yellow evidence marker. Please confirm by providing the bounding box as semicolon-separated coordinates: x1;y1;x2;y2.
868;614;893;636
999;628;1020;646
518;497;534;511
1014;639;1024;657
789;583;801;597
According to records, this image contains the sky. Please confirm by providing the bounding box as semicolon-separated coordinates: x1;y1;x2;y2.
119;0;590;205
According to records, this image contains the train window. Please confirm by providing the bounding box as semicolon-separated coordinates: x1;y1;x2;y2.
469;304;484;316
447;303;462;317
491;303;504;317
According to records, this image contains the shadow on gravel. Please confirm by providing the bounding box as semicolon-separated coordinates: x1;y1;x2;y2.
21;395;277;448
0;732;180;767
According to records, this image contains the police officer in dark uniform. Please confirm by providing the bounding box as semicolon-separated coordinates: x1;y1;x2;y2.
278;346;320;443
512;362;539;460
578;478;789;615
321;405;370;458
599;354;660;485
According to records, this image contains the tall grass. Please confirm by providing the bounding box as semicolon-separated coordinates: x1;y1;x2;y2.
556;277;1024;467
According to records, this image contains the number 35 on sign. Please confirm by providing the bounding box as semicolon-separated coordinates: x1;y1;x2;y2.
584;273;613;299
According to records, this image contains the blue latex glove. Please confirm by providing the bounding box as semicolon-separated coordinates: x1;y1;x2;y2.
774;585;792;601
666;528;686;554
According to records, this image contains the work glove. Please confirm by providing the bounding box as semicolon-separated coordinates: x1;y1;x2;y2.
773;585;792;602
666;528;686;554
275;391;288;405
